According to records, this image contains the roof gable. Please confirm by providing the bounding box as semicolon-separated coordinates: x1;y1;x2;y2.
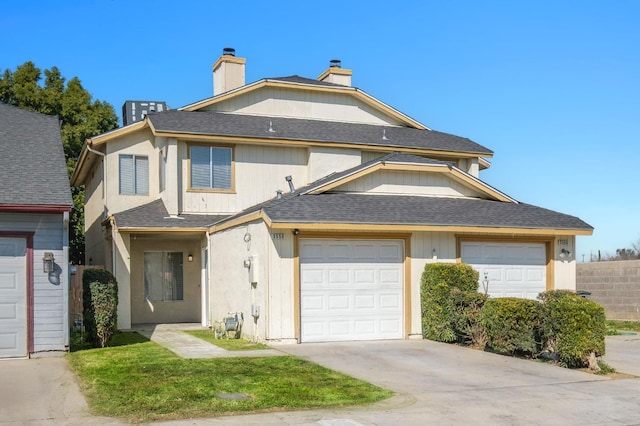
302;153;512;202
180;77;429;130
0;103;72;207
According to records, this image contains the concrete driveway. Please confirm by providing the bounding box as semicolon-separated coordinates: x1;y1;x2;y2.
1;336;639;425
0;357;124;425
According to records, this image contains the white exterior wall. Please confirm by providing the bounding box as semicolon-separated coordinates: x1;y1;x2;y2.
210;221;268;341
112;229;131;329
209;221;296;342
84;157;107;266
410;231;458;336
334;170;484;198
553;235;577;290
181;143;308;214
105;129;158;215
0;213;68;353
203;88;405;126
308;147;361;182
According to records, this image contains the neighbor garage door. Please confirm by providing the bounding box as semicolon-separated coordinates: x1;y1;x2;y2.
0;237;27;358
461;242;546;300
299;239;404;342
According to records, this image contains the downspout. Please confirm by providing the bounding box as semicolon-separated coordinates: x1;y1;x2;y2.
202;231;210;327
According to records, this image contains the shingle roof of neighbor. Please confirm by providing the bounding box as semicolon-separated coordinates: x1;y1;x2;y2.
147;110;492;156
0;103;72;207
113;199;228;229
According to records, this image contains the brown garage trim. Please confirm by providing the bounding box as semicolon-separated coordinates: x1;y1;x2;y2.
293;232;412;342
0;232;35;354
455;235;554;291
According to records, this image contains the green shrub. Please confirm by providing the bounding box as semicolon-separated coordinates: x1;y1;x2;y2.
82;268;118;348
538;290;605;368
421;263;479;342
450;288;487;348
481;297;542;356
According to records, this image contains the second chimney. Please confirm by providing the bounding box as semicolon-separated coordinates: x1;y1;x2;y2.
212;47;246;95
317;59;352;86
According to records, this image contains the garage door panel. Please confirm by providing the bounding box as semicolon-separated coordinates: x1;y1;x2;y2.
300;239;403;342
0;303;18;320
379;243;402;259
380;268;401;284
354;320;375;334
301;295;324;311
354;269;375;284
462;242;546;301
380;293;401;309
0;238;27;358
328;269;349;285
328;295;349;310
0;273;18;289
328;243;350;260
301;268;323;285
0;332;18;350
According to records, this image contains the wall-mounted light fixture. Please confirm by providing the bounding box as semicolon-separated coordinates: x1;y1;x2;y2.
188;254;193;262
559;248;571;259
292;229;300;236
43;252;55;273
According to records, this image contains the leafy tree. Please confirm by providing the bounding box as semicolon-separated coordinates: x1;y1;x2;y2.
0;61;118;263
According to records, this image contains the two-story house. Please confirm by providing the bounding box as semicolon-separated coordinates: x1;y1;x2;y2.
71;49;592;343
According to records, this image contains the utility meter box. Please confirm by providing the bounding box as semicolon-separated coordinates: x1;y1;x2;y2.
248;255;259;284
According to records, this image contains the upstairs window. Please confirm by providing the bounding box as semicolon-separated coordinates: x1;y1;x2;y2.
189;145;233;190
119;154;149;195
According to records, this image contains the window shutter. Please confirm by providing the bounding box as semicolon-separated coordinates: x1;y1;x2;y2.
119;155;134;195
211;147;232;190
190;146;211;188
135;156;149;195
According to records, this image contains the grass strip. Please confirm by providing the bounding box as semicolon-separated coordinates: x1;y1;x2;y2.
184;330;270;351
67;332;392;422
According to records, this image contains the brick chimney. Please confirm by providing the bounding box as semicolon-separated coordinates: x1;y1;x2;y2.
212;47;246;95
317;59;352;86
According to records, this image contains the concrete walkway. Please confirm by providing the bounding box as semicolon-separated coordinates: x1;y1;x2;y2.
131;323;285;358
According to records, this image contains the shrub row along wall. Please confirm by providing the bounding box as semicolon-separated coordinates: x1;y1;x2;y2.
576;260;640;321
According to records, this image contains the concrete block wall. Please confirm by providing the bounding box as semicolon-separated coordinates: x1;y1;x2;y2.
576;260;640;320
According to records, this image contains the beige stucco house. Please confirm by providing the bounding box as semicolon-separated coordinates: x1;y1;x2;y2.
71;49;592;343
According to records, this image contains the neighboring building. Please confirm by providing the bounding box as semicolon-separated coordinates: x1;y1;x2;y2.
0;103;73;357
71;49;592;343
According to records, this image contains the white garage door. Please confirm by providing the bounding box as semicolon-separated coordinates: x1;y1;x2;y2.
300;239;404;342
0;237;27;358
461;242;546;300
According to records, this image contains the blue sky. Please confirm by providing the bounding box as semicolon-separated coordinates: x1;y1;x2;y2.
2;1;638;260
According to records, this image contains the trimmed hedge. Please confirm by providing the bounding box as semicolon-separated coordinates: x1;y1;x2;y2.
82;268;118;348
421;263;479;342
450;288;487;348
481;297;542;356
538;290;606;368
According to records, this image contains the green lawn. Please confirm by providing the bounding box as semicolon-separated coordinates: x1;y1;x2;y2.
184;330;270;351
607;320;640;334
67;332;392;422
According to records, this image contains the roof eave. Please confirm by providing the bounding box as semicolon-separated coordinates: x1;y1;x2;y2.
266;221;594;236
